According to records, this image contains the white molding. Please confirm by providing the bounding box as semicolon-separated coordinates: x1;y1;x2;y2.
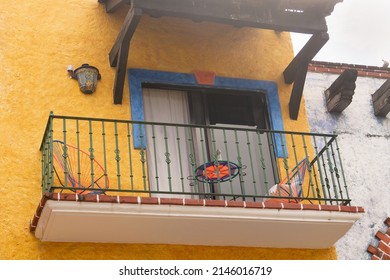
35;201;362;249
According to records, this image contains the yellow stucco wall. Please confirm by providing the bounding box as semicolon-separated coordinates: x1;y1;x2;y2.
0;0;335;259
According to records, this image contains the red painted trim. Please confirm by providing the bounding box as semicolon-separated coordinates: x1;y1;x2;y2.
194;70;216;85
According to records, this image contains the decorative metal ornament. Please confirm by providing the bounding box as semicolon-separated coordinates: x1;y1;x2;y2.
68;64;101;94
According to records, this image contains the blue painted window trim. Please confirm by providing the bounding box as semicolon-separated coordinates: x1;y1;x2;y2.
128;68;287;158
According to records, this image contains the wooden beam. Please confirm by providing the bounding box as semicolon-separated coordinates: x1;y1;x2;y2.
324;69;358;113
113;43;130;104
284;32;328;119
284;32;329;84
133;0;330;34
288;64;308;120
109;4;141;67
104;0;129;13
372;79;390;117
112;7;142;104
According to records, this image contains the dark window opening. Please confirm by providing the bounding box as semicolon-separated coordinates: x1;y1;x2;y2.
186;88;270;130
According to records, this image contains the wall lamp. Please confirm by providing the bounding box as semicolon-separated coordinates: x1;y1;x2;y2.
68;64;101;94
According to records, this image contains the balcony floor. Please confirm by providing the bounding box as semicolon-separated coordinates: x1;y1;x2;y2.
31;193;364;249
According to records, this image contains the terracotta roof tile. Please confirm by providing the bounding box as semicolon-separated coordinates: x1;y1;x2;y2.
309;61;390;79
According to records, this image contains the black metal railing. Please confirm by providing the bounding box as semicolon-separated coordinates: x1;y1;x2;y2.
40;113;351;205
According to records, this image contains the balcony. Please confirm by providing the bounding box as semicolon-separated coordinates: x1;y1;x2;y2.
31;113;363;248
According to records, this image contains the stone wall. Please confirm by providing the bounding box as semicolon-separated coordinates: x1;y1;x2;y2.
304;61;390;260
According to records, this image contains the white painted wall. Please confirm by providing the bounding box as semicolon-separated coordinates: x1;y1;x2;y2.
304;71;390;260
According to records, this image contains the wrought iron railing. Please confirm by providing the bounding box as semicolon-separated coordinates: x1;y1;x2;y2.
40;113;351;205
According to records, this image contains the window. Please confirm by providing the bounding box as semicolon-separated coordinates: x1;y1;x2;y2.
143;87;277;200
128;69;286;200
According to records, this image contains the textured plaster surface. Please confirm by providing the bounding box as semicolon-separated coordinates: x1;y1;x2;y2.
304;72;390;260
0;0;335;259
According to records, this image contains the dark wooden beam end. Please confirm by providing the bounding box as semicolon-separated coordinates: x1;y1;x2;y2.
109;4;140;67
372;79;390;117
284;32;329;84
325;69;358;113
284;32;329;119
289;65;308;120
111;7;142;104
104;0;129;13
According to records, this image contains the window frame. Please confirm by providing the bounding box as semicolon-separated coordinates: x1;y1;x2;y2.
128;68;287;158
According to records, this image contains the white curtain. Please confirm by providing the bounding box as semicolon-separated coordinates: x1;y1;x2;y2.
143;88;193;197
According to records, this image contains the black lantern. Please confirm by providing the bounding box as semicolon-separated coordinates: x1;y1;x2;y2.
68;64;101;94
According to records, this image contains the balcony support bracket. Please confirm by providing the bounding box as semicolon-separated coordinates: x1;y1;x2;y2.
284;32;329;120
100;0;130;13
109;5;142;104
